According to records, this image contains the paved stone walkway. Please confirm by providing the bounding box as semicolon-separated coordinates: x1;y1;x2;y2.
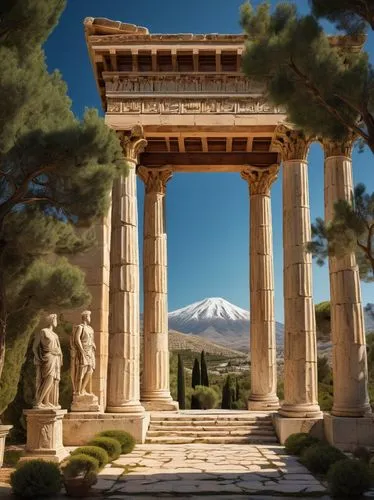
91;443;328;497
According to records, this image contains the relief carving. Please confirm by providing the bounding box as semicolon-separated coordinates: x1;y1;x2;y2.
112;98;284;115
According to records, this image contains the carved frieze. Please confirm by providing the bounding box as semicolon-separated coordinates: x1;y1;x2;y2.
107;98;285;115
105;75;264;94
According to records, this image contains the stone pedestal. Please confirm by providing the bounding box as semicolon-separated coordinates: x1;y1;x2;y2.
273;414;324;444
63;412;150;445
242;166;279;411
324;413;374;451
0;425;12;467
324;145;371;418
139;167;178;412
71;393;100;412
22;409;67;463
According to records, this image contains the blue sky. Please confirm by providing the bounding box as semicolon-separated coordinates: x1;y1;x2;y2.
45;0;374;321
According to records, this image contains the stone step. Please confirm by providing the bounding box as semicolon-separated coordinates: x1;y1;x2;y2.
150;415;272;421
149;420;273;427
148;425;273;432
147;428;276;437
145;435;278;444
150;418;272;425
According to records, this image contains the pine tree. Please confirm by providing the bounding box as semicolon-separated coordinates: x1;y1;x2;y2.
308;184;374;282
310;1;374;32
177;354;185;410
0;0;125;413
240;2;374;154
221;375;233;410
191;358;201;389
200;350;209;387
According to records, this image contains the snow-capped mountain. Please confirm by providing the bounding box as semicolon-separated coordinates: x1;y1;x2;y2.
168;297;284;352
168;298;374;353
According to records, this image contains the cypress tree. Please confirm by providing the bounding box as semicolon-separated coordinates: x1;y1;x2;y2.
177;354;185;410
200;350;209;387
221;375;233;410
235;378;240;402
191;358;201;389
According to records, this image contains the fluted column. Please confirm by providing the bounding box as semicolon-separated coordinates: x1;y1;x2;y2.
107;127;146;414
241;165;280;411
324;139;371;417
138;167;178;411
273;126;321;418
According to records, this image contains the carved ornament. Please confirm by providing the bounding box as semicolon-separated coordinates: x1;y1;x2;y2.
322;135;356;159
271;124;312;162
118;125;147;164
107;98;285;115
241;165;279;196
137;167;173;194
105;75;264;94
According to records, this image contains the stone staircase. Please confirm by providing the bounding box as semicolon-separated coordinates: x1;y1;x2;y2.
145;411;278;444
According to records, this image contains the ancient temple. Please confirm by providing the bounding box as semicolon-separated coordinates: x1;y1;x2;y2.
63;18;371;450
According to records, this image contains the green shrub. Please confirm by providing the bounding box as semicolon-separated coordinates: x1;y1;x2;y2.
4;449;23;467
71;446;108;469
353;446;371;464
11;459;62;498
88;436;121;461
97;430;135;455
302;443;346;474
328;458;371;497
192;385;219;410
62;454;98;486
284;433;321;456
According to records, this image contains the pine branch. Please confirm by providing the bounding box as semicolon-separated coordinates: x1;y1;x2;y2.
289;57;369;141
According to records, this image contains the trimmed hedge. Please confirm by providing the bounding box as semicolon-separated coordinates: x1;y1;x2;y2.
328;458;371;497
11;459;62;498
284;433;321;456
301;443;346;474
88;436;121;461
97;430;136;454
71;445;109;469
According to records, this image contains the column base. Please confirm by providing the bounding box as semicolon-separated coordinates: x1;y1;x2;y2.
141;393;179;412
324;412;374;451
106;401;145;415
278;403;322;419
63;411;150;445
332;403;372;418
248;395;280;411
273;413;324;444
22;409;68;463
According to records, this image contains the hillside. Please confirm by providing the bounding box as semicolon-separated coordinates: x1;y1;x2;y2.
168;329;247;358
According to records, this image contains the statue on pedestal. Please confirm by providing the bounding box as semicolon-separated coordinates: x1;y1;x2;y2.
33;314;63;409
70;310;99;411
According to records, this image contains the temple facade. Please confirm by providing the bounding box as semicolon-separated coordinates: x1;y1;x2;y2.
63;18;372;449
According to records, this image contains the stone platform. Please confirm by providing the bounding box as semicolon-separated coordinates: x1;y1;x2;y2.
63;411;150;445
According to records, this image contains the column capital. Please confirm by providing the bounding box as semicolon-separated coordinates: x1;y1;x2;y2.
137;167;173;194
241;165;279;195
118;125;147;164
272;124;311;162
322;135;355;158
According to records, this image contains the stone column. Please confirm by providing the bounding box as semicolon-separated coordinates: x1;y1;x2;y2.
274;126;321;418
106;127;146;414
324;139;371;417
241;165;280;410
138;167;178;411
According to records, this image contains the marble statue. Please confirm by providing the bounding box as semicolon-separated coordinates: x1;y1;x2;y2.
33;313;63;409
70;311;99;411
